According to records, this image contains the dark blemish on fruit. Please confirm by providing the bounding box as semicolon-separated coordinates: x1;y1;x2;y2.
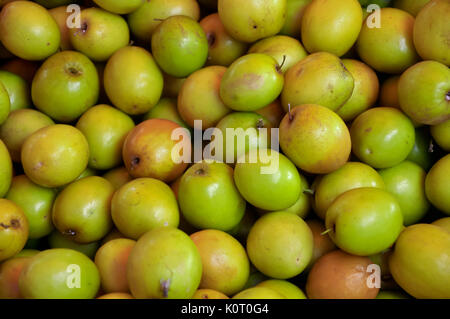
66;67;81;76
64;229;77;237
288;104;293;122
365;127;372;133
206;32;216;47
253;25;257;29
446;91;450;102
202;294;209;299
160;279;171;298
195;168;205;175
340;61;348;72
256;118;265;129
81;22;88;34
0;220;19;229
46;42;50;46
131;156;140;166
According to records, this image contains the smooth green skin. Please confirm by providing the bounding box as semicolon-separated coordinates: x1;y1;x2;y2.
15;249;40;258
314;162;385;220
279;0;312;38
178;66;231;129
34;0;74;8
213;112;272;164
0;1;60;61
233;287;285;299
52;176;114;244
398;61;450;125
406;127;434;170
376;291;410;299
200;13;248;67
0;82;10;125
326;188;404;256
0;139;12;198
337;59;379;122
350;107;415;169
0;109;54;162
111;178;179;240
21;124;90;188
301;0;363;57
218;0;286;43
151;16;208;78
48;231;100;260
432;217;450;233
76;105;135;170
0;199;29;262
413;0;449;66
102;167;133;190
425;154;450;215
69;8;130;62
19;248;100;299
127;0;200;43
127;227;202;299
394;0;430;16
431;119;450;151
279;104;352;174
191;229;250;296
6;175;56;239
357;8;419;74
220;53;284;112
0;71;30;111
234;149;302;211
279;174;311;219
248;36;308;73
104;46;163;115
93;0;144;14
31;51;99;123
379;161;430;226
247;211;313;279
178;161;246;232
389;224;450;298
144;98;190;130
281;52;355;112
257;280;306;299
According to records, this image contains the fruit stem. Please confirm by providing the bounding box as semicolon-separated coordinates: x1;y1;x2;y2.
321;228;332;236
303;188;314;195
288;104;293;122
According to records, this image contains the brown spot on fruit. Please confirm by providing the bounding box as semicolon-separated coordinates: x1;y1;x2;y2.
446;91;450;102
131;156;140;166
206;32;216;47
160;279;171;298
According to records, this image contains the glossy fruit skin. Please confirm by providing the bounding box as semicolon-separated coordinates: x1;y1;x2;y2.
0;1;60;60
122;119;190;183
152;16;208;78
76;105;135;170
279;104;352;174
48;6;73;51
398;61;450;125
246;212;313;279
279;0;312;38
379;161;430;225
301;0;363;57
48;231;100;259
220;53;284;112
218;0;287;43
178;66;231;129
0;253;37;299
19;248;100;299
233;287;285;299
102;167;132;190
178;161;246;231
0;81;10;125
305;220;336;270
350;107;415;169
393;0;431;16
234;149;302;211
111;178;179;240
306;250;379;299
191;229;250;296
213;112;272;164
314;162;385;220
0;139;12;198
389;224;450;298
143;98;190;130
31;51;99;123
0;199;29;262
104;46;163;115
69;8;130;62
6;175;56;239
52;176;114;244
127;227;202;299
21;124;90;188
281;52;355;112
93;0;144;14
357;8;419;74
192;289;229;299
257;280;306;299
279;173;311;219
326;188;404;256
431;119;450;151
248;35;308;73
432;217;450;233
0;70;31;111
199;13;248;67
127;0;200;43
425;154;450;215
413;0;450;66
337;59;379;122
95;238;136;293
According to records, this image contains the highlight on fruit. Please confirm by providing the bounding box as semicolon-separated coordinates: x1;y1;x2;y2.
0;0;449;303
